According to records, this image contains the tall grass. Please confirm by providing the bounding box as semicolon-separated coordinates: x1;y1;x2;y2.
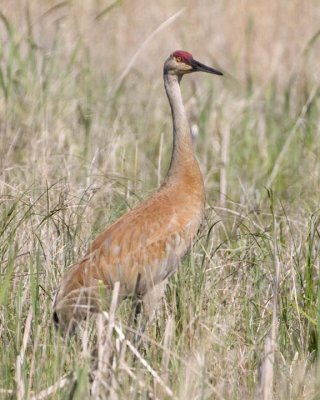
1;1;320;398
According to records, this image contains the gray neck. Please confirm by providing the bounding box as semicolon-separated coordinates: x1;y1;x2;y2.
164;73;195;178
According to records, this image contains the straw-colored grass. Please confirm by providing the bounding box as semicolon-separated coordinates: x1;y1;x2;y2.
1;1;320;398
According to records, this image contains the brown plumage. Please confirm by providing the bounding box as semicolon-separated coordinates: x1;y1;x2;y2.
53;50;223;332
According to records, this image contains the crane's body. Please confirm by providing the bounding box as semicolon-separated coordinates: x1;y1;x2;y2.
53;51;222;332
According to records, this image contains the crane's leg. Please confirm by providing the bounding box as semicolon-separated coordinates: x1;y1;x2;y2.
142;279;168;320
132;279;168;345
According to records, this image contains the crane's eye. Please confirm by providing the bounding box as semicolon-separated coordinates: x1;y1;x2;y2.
175;56;182;62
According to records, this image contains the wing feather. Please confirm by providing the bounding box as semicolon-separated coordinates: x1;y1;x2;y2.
81;189;202;295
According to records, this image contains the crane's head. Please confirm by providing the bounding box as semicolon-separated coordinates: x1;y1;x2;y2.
164;50;223;77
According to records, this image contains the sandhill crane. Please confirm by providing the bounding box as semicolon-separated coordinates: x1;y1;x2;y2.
53;50;223;333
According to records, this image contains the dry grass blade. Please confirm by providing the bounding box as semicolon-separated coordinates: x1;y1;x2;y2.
0;388;14;395
101;311;177;399
29;374;75;400
257;336;275;400
267;85;319;188
15;307;33;400
161;316;175;374
113;7;185;93
120;363;160;400
257;216;281;400
91;282;120;398
95;0;122;21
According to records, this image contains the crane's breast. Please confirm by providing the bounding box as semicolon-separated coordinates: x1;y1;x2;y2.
85;201;203;297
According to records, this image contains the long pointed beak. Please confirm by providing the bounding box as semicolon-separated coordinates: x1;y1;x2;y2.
191;59;223;75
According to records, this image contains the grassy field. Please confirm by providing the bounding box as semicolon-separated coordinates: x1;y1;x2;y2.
1;1;320;399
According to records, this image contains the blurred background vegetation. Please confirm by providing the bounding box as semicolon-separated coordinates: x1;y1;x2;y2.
1;1;320;399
